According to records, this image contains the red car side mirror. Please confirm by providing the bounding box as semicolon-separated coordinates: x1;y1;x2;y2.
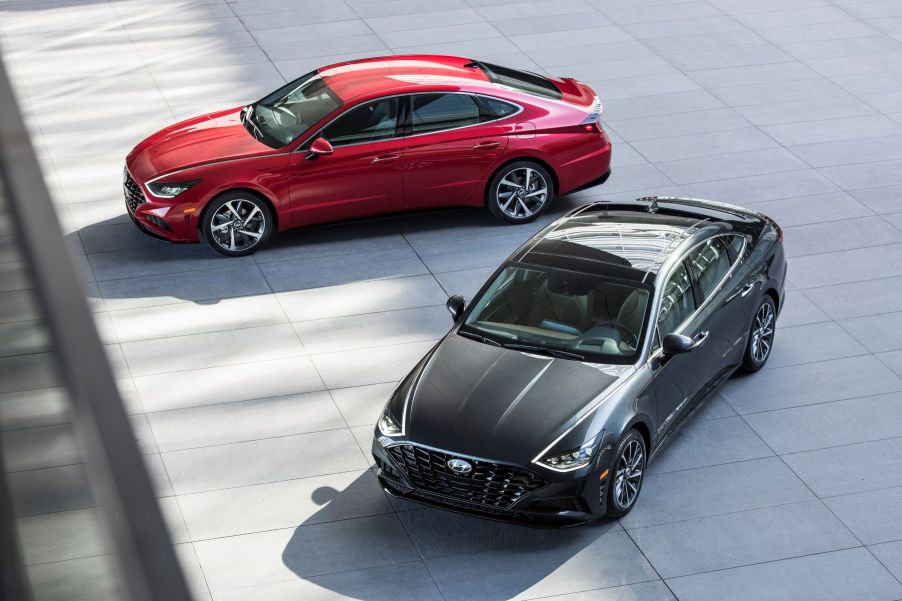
306;137;333;160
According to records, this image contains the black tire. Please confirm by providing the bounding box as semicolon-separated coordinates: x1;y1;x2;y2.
201;191;273;257
605;429;646;518
740;295;776;372
486;160;554;223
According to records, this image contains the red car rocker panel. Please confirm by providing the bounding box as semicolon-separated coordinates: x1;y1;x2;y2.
124;55;612;256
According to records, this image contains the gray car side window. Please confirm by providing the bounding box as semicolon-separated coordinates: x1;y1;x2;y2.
657;261;696;335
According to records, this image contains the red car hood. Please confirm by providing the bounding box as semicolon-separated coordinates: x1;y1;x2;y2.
126;107;277;181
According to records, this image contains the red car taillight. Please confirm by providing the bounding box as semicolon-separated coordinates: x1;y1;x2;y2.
579;101;603;133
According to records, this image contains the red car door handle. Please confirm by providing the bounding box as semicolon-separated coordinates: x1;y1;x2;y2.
473;141;500;150
371;154;400;164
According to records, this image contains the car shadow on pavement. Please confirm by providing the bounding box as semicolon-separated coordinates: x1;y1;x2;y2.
280;469;625;601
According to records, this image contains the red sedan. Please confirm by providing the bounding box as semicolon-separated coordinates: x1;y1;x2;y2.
124;55;612;256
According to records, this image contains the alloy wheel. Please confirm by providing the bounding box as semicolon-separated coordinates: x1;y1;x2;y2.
614;439;644;509
751;302;775;363
495;167;548;219
209;198;266;253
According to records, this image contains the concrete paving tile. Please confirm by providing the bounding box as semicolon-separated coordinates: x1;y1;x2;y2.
194;514;420;590
623;15;744;39
656;148;809;184
789;243;902;288
276;274;447;322
2;423;78;472
603;2;722;25
649;416;773;474
251;20;372;50
607;109;751;142
366;8;483;33
878;349;902;379
849;185;902;214
733;5;853;29
98;266;272;312
526;39;655;70
530;581;676;601
587;73;702;101
110;295;287;343
253;221;408;264
687;61;822;89
765;321;868;368
870;540;902;582
477;0;596;21
745;391;902;453
601;90;725;120
630;128;778;163
735;95;876;126
620;457;813;529
424;528;657;601
398;507;617;558
790;135;902;168
433;267;496;298
162;428;367;495
833;70;902;95
709;77;849;107
509;25;632;51
628;500;859;578
722;355;902;413
682;169;839;204
771;289;830;327
807;50;902;76
259;247;429;292
640;29;769;56
8;463;94;517
745;192;873;227
784;436;902;497
592;163;676;194
294;306;447;355
311;340;436;389
391;36;520;58
489;11;611;36
806;275;902;319
381;22;503;49
415;231;530;272
23;554;124;601
179;469;392;540
762;114;902;146
211;561;443;601
134;356;324;413
842;311;902;352
146;390;344;452
825;486;902;544
88;245;258;281
121;324;306;377
666;45;796;71
17;508;108;565
329;382;398;427
783;33;900;61
666;547;902;601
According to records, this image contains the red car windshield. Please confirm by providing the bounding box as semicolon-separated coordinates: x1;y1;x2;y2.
246;71;342;148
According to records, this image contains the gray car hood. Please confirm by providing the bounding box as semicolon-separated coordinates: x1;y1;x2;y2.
404;332;632;465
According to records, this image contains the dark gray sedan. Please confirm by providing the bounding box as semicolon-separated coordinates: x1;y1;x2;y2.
372;197;786;525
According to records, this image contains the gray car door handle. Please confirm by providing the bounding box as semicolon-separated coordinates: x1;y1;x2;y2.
692;330;710;348
739;282;756;298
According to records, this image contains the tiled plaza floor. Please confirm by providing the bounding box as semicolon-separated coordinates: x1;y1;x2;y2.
4;0;902;599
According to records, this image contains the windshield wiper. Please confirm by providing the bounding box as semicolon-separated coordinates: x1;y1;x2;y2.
241;104;265;142
502;343;584;361
457;329;501;347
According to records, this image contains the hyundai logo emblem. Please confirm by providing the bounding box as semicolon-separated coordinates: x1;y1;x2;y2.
447;458;473;475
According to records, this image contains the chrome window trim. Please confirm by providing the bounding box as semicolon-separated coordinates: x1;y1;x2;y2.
294;91;524;152
643;232;748;365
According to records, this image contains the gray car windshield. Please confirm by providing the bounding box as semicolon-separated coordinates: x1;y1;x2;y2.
247;71;342;147
460;264;651;364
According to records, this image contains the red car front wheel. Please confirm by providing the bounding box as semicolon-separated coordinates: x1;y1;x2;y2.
202;191;273;257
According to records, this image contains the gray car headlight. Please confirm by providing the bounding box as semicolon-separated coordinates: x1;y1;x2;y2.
146;179;200;199
538;436;601;472
378;408;402;437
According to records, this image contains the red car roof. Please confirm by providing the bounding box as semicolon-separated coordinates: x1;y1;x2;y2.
317;55;491;101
